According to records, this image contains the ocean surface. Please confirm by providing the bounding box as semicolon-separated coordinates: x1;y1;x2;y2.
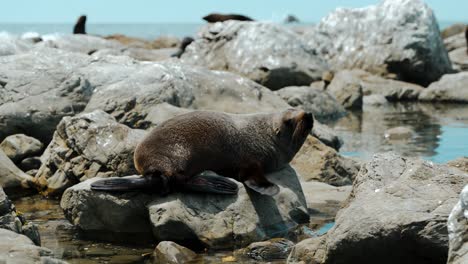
0;21;462;39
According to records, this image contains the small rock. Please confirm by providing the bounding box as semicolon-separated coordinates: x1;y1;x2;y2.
448;157;468;173
445;32;467;52
22;222;41;246
449;47;468;72
287;236;326;264
20;156;42;172
326;72;363;110
447;185;468;264
442;24;467;39
151;241;196;264
0;149;34;190
419;72;468;102
363;94;388;106
243;238;294;261
0;134;43;163
384;126;414;140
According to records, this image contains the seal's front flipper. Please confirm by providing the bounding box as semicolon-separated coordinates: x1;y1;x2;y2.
91;177;152;191
180;173;238;195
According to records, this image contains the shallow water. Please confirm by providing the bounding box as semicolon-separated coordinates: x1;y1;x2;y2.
329;102;468;163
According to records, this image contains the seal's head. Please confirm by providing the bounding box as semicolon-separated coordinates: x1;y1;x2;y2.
275;109;313;156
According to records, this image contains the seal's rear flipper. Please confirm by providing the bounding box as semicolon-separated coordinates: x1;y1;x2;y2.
244;179;280;196
91;177;152;191
180;174;238;195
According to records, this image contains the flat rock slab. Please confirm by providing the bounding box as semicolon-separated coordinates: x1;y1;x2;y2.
61;166;309;250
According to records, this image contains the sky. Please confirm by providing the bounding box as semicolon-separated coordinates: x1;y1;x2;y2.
1;0;467;23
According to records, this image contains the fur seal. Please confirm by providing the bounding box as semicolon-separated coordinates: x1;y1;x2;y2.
203;13;254;23
465;26;468;54
171;37;194;58
91;109;313;196
73;15;87;34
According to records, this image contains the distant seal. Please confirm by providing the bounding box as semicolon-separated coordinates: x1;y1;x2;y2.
91;109;313;196
73;15;87;34
465;26;468;54
203;13;254;23
171;37;194;58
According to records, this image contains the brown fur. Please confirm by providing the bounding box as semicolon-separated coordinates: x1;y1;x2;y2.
203;13;254;23
73;15;87;34
465;26;468;54
134;109;313;194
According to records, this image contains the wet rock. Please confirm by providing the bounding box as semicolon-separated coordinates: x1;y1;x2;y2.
327;70;423;106
181;21;329;90
151;241;196;264
0;134;43;163
38;34;123;54
419;72;468;102
0;149;34;189
0;48;95;142
449;47;468;72
304;0;452;86
242;238;294;261
291;136;359;186
319;153;468;264
20;157;42;172
35;110;146;196
447;185;468;264
287;236;326;264
22;222;41;246
301;181;352;216
0;228;65;264
384;126;414;140
442;24;467;39
62;166;309;249
448;157;468;173
275;86;346;122
445;32;466;52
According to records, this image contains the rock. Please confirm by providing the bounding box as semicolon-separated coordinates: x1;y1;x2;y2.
442;24;467;39
311;123;343;151
384;126;414;140
319;153;468;264
287;236;326;264
151;35;180;49
301;181;352;217
448;157;468;173
22;222;41;246
326;72;363;109
62;166;309;249
0;187;21;233
447;185;468;264
449;47;468;72
363;94;388;106
0;48;94;142
0;32;34;56
419;72;468;102
275;86;346;122
181;21;329;90
291;136;359;186
0;228;65;264
445;32;467;52
0;149;34;189
92;47;178;62
284;15;300;24
38;34;123;54
327;70;423;106
151;241;196;264
20;157;42;172
0;134;43;163
35;110;146;196
104;34;154;49
305;0;452;86
242;238;294;261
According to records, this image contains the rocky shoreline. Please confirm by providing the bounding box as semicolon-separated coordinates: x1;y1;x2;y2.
1;0;468;263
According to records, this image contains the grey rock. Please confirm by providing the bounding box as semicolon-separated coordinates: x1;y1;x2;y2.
37;34;123;54
181;21;329;90
0;187;20;233
35;110;146;196
22;222;41;246
242;238;294;261
0;149;34;190
445;32;467;52
151;241;196;264
301;181;352;217
305;0;452;86
291;136;359;186
419;72;468;102
448;157;468;174
311;123;343;151
0;134;43;163
321;153;468;264
447;185;468;264
326;72;363;110
61;166;309;249
442;23;467;39
363;94;388;106
287;236;326;264
384;126;414;140
0;33;34;56
449;47;468;72
275;86;346;122
92;47;178;62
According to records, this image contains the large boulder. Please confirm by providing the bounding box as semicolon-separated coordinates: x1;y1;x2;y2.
316;153;467;264
0;134;43;163
444;32;466;52
181;21;329;90
38;34;123;54
34;110;146;196
305;0;452;86
447;185;468;264
275;86;346;123
419;72;468;102
291;136;359;186
61;166;309;249
0;149;34;189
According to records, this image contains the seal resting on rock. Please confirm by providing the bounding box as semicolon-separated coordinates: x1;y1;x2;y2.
91;109;313;196
73;15;87;34
465;26;468;54
203;13;254;23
